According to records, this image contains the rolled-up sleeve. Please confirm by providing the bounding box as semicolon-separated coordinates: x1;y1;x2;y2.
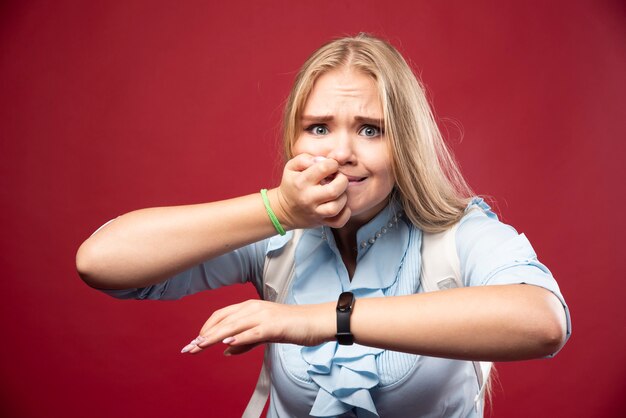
456;199;572;354
101;239;269;301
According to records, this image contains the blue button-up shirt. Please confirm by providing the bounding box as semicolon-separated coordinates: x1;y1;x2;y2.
104;198;571;417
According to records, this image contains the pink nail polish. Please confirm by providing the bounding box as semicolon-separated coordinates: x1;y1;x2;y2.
181;343;196;353
193;336;206;345
222;337;235;344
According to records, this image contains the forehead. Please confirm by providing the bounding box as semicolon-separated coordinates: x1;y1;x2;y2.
303;68;382;116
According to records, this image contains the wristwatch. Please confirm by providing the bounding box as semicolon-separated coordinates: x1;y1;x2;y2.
335;291;355;345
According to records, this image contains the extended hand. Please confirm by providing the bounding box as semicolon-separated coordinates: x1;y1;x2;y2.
181;299;335;356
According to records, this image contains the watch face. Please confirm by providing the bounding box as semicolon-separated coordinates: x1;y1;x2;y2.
337;292;354;312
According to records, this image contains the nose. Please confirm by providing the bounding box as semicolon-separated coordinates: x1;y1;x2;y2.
327;131;356;165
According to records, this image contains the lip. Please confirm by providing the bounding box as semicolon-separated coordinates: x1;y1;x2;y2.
343;174;367;184
345;176;366;182
321;172;367;185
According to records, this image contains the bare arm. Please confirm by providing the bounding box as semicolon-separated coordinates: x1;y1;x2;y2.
187;284;567;361
76;193;281;289
349;284;567;361
76;155;351;290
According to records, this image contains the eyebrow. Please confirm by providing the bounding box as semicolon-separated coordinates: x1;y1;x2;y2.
355;116;384;127
301;115;385;126
301;115;333;123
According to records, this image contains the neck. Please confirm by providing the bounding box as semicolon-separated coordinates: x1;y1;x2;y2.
331;219;363;279
332;223;359;254
332;201;390;257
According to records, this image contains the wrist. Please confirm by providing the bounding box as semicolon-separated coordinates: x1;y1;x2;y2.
267;187;294;230
261;188;286;235
336;291;355;345
322;301;338;342
294;302;336;346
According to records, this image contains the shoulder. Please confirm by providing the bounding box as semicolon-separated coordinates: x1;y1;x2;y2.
455;197;551;286
456;197;521;254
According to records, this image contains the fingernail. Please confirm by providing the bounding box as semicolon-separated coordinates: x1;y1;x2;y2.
223;350;232;357
313;156;326;163
222;337;235;344
192;336;206;345
181;343;196;353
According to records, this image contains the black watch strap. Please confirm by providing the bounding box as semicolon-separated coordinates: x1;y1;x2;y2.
336;292;355;345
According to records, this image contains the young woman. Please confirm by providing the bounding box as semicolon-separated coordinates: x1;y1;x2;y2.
77;34;570;417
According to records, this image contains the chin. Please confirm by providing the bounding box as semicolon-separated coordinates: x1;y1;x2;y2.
346;204;385;226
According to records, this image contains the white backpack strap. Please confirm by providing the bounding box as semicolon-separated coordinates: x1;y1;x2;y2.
420;223;463;292
473;361;493;413
243;229;303;418
242;350;271;418
262;229;303;303
421;213;492;412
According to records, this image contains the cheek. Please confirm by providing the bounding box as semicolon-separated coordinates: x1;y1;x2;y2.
292;136;323;157
291;139;304;156
380;167;394;192
379;156;395;189
291;136;307;156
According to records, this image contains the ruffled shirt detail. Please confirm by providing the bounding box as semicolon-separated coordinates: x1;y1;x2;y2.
291;201;417;417
463;196;498;221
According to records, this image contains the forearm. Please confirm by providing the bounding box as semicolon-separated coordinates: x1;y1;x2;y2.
76;190;282;290
346;285;567;361
187;284;567;361
77;155;352;291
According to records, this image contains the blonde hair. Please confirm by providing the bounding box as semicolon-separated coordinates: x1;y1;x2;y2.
283;34;473;232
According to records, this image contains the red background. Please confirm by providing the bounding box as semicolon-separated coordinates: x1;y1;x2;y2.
1;1;624;417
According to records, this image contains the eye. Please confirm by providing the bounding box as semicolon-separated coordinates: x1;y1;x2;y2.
305;124;329;136
358;124;382;137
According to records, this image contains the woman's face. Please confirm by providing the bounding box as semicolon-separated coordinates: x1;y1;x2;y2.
293;67;394;226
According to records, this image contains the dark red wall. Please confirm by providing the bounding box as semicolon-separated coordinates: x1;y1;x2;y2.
1;1;624;417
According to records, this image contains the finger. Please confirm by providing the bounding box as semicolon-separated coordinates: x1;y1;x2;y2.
316;193;348;218
182;301;263;354
203;303;283;351
188;343;207;354
301;158;339;185
305;173;348;210
200;299;256;335
199;307;237;336
323;205;352;229
227;325;275;348
187;332;237;354
284;153;316;172
316;172;348;201
224;342;261;356
197;300;270;348
180;336;204;354
197;318;250;348
199;310;228;335
189;318;265;354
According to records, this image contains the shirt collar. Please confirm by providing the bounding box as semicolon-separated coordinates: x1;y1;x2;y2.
320;198;405;259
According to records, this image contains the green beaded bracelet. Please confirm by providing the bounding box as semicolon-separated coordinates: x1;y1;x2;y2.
260;189;286;236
